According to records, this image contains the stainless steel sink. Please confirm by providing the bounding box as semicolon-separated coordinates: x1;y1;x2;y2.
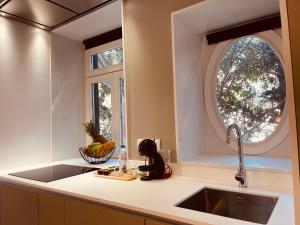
176;187;278;224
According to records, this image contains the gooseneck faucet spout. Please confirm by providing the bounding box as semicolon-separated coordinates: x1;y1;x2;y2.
226;124;247;188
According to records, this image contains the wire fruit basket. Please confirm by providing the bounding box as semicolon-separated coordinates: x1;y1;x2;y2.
79;147;115;164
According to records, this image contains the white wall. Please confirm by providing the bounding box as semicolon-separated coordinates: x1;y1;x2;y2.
123;0;202;161
0;18;85;169
51;34;85;161
0;17;51;169
172;17;205;161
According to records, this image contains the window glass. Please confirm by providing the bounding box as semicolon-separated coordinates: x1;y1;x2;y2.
90;46;123;70
92;80;112;140
216;36;286;143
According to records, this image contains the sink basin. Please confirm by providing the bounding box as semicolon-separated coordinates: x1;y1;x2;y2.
176;187;278;224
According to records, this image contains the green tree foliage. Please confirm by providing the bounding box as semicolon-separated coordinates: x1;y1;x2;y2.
102;47;123;65
216;36;286;143
91;47;123;69
97;80;112;140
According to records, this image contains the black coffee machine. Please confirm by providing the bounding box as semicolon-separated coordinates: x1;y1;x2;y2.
138;139;165;181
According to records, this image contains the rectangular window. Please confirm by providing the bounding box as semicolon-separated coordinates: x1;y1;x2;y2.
87;72;126;150
90;46;123;70
85;39;126;151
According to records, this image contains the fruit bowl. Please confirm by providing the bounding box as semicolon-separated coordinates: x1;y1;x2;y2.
79;146;115;164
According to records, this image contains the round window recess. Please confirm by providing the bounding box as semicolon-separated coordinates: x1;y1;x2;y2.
204;31;289;155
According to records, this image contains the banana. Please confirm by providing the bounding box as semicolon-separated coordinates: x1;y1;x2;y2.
88;145;103;156
88;142;101;148
86;141;115;158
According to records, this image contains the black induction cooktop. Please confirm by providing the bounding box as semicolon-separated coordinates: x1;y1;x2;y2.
9;164;97;182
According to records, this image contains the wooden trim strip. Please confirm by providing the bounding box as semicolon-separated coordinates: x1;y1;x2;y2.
206;14;281;44
83;27;122;50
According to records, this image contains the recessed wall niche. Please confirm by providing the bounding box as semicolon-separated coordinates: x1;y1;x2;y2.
171;0;291;164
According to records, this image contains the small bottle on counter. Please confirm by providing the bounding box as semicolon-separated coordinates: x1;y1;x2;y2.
119;145;127;173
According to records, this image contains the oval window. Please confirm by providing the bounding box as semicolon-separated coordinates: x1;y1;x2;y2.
216;36;286;143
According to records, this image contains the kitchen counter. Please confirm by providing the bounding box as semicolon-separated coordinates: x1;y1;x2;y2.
0;158;295;225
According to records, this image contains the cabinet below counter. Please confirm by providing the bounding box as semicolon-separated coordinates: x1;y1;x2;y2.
0;182;189;225
1;182;38;225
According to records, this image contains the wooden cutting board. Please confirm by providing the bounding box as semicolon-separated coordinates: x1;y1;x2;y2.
93;171;138;181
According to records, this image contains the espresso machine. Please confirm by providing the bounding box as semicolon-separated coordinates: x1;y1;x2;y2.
138;139;166;181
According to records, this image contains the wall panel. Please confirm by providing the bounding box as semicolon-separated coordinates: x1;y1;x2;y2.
123;0;202;160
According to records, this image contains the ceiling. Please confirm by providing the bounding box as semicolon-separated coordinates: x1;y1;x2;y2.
0;0;117;30
52;0;122;41
173;0;280;34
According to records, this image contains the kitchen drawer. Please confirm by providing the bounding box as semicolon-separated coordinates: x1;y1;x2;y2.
65;198;144;225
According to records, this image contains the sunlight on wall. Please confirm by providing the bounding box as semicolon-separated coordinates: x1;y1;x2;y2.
0;17;16;75
0;17;51;169
28;29;50;77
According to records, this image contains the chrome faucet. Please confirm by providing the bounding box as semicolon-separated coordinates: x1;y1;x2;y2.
226;124;247;188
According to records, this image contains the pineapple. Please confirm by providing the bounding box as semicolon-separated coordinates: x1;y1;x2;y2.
83;121;108;144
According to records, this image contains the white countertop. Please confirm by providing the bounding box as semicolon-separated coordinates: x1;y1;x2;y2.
0;158;295;225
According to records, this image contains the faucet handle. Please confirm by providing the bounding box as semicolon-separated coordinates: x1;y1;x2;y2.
235;173;243;182
235;172;247;187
